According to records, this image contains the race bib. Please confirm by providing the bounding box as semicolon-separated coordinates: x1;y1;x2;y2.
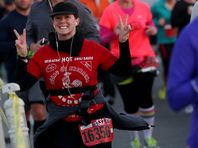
79;118;114;146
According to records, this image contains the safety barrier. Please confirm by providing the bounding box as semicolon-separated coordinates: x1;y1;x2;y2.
0;78;6;148
0;78;30;148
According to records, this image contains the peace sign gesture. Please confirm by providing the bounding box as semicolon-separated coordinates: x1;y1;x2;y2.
117;15;131;43
13;29;28;57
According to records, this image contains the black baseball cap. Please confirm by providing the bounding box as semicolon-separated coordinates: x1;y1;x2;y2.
50;2;79;18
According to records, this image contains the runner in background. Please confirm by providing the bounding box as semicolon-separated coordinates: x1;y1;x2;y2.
79;0;116;104
0;0;15;19
0;0;4;19
0;0;16;79
2;0;15;14
99;0;159;147
79;0;112;22
170;0;196;114
167;16;198;148
0;0;32;130
151;0;176;100
171;0;195;36
190;1;198;22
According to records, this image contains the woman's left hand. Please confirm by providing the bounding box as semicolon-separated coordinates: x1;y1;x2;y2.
117;15;131;43
145;25;157;36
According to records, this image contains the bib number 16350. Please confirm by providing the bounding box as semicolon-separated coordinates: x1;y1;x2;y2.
79;118;114;146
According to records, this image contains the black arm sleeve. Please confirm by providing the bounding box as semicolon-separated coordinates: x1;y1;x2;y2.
16;59;38;91
108;40;132;76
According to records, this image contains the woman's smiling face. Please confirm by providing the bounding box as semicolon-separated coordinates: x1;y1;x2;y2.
52;14;80;40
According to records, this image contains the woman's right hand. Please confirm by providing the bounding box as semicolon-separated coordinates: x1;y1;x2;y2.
13;29;28;57
117;15;131;43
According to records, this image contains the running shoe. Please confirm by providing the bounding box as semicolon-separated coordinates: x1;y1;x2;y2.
184;105;193;114
130;138;141;148
143;137;159;148
159;86;166;100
